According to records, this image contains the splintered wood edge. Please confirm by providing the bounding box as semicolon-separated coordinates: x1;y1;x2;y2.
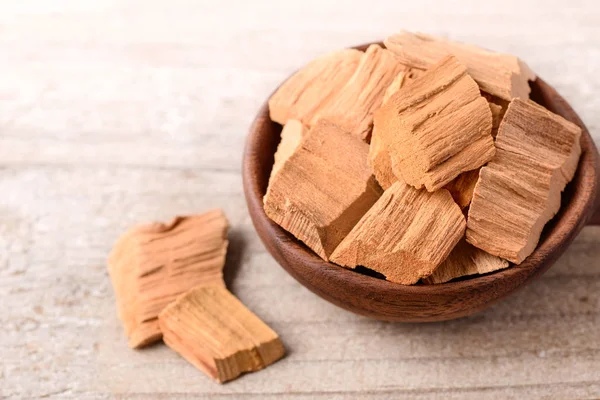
109;209;230;348
242;40;599;321
466;98;582;263
158;285;285;383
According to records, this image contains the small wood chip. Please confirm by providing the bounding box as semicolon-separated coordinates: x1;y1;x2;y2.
481;93;509;138
384;31;536;101
311;44;405;141
423;239;509;284
466;99;582;263
381;67;423;105
264;120;382;261
489;101;504;138
371;55;494;192
368;132;396;190
444;169;480;209
369;67;422;189
108;210;229;348
269;119;306;182
268;49;362;126
159;284;285;383
330;182;466;284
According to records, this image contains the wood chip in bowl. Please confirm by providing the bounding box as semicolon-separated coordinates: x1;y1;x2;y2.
384;31;536;101
264;119;382;261
330;182;465;284
466;98;582;263
371;55;494;191
423;239;509;284
269;49;362;126
310;44;406;141
444;169;480;209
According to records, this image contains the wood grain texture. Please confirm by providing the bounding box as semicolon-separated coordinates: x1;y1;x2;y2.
263;120;382;261
312;44;405;141
384;31;536;101
2;1;600;399
268;119;305;180
371;55;494;191
159;284;285;383
444;169;480;208
423;239;509;284
467;99;582;263
244;42;599;323
330;182;466;284
108;210;229;348
268;49;362;126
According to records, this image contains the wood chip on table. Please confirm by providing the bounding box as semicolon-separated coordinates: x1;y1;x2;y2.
108;210;229;348
384;31;536;101
466;98;582;264
423;239;509;284
268;49;362;126
371;55;494;192
330;181;466;285
159;284;285;383
263;120;382;261
311;44;406;141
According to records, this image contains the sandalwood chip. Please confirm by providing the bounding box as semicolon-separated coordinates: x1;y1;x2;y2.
264;120;382;261
368;133;396;190
269;119;306;182
108;210;229;348
384;31;536;101
423;239;509;284
268;49;362;126
370;67;422;189
444;169;480;209
330;182;466;284
381;67;423;105
372;55;494;192
159;284;285;383
311;44;405;141
489;101;504;138
466;99;582;263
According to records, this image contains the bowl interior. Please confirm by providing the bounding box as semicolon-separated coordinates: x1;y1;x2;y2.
242;42;598;320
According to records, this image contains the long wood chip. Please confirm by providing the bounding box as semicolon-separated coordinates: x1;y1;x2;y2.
159;284;285;383
466;99;582;263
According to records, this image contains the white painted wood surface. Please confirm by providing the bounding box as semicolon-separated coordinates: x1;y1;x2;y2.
1;1;599;398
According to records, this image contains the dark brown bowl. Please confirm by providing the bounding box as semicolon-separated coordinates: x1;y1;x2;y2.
243;42;600;322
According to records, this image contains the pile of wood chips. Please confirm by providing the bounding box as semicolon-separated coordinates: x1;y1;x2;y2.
264;31;582;285
108;209;285;383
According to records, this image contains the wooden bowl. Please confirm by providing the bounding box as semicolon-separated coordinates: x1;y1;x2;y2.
243;42;600;322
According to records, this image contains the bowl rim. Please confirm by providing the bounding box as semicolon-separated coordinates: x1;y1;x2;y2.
242;41;599;305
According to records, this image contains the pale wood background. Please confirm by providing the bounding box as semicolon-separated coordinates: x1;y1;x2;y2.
1;1;600;399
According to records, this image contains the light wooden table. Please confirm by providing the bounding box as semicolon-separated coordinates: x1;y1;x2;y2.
1;1;600;398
